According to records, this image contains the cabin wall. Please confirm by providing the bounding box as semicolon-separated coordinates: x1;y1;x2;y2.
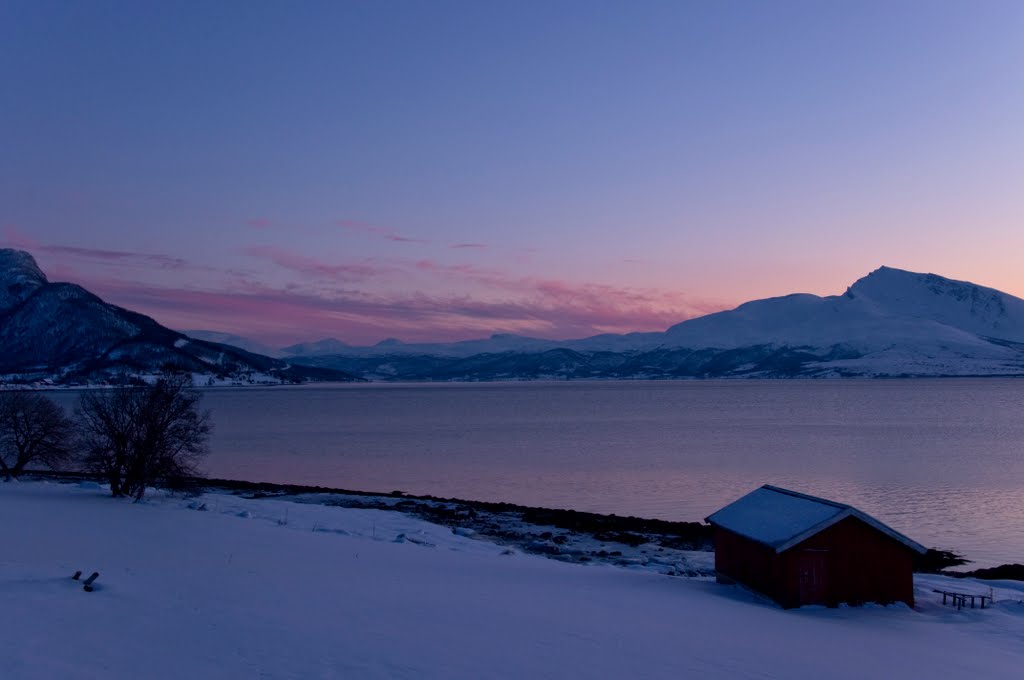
713;528;783;602
714;518;917;609
783;517;915;607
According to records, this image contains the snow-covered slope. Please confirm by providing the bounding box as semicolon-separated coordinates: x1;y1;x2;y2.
3;482;1022;679
848;266;1024;343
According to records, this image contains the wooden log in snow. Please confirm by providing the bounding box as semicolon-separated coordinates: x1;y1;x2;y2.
83;572;99;592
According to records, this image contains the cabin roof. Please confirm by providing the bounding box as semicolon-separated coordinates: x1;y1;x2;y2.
704;485;927;554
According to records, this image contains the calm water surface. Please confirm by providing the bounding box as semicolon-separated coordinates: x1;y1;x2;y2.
56;380;1024;567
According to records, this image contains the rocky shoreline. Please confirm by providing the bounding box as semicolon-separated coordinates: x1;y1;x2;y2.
193;476;717;576
22;471;718;576
21;471;1017;580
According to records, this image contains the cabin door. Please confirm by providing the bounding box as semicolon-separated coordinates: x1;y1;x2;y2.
797;550;829;605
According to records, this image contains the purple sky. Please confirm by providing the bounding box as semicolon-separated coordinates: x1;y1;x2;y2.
2;1;1023;346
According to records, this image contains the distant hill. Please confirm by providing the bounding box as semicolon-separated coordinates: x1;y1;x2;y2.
280;337;355;357
183;330;284;358
281;334;565;358
287;267;1024;380
0;249;360;385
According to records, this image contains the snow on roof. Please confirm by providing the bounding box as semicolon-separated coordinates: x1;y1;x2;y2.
705;485;927;554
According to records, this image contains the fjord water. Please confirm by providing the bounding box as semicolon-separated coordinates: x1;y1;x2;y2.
61;380;1024;567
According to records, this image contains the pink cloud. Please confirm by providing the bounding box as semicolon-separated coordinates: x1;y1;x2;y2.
242;245;390;281
37;245;188;269
336;219;429;244
410;259;514;287
450;243;488;249
77;257;723;346
20;239;727;346
246;218;273;229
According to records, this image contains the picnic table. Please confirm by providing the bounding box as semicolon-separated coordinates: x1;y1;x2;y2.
933;588;992;610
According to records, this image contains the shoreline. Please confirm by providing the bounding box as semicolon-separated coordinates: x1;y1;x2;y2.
20;470;1020;581
20;470;717;577
8;374;1024;390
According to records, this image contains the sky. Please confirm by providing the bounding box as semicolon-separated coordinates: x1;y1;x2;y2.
2;1;1022;346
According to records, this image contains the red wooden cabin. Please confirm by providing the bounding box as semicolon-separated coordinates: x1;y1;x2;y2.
705;485;926;609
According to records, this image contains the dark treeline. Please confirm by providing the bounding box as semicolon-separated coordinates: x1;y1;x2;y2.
0;373;210;499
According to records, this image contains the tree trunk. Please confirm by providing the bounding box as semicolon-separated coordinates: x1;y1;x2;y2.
108;472;123;497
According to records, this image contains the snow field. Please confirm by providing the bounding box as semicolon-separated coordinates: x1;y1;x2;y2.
2;482;1022;679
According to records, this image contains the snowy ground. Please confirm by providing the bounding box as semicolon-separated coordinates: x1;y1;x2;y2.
2;482;1022;679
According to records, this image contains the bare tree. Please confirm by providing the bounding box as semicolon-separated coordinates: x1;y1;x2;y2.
0;391;76;480
77;374;211;499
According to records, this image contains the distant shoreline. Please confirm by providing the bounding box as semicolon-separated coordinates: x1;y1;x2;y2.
8;373;1024;392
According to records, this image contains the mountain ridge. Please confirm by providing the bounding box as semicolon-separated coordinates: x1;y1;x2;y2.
0;249;359;385
9;250;1024;382
282;266;1024;379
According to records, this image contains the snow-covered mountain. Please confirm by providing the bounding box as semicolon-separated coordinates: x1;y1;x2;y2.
0;249;358;385
651;266;1024;376
289;267;1024;379
662;266;1024;348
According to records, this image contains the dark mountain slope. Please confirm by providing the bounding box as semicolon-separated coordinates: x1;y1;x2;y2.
0;249;359;385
